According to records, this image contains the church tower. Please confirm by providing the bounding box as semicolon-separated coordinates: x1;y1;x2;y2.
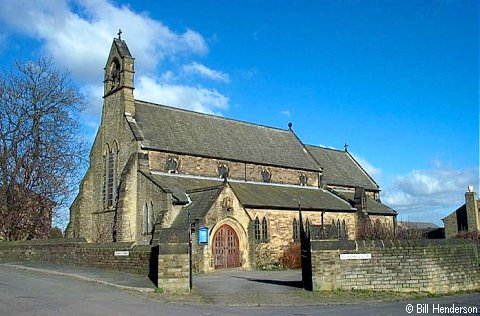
103;30;135;115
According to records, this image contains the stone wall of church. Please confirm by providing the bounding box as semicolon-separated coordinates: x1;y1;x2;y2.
148;151;319;187
135;171;169;244
368;215;396;232
67;90;140;242
246;209;357;268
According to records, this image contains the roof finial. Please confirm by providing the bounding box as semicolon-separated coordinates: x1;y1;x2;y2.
117;29;122;40
288;122;293;130
344;143;349;152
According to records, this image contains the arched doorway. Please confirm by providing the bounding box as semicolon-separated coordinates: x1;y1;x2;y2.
213;224;240;269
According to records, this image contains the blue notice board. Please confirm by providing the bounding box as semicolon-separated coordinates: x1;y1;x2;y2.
198;227;208;245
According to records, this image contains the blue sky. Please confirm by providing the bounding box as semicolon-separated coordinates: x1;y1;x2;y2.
0;0;478;226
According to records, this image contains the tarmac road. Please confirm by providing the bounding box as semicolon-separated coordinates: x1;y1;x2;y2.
0;265;479;316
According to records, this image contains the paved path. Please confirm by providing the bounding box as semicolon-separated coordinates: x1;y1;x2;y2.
193;269;304;305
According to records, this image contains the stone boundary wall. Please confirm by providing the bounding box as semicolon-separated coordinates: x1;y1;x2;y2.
0;238;157;279
310;239;480;293
158;243;189;293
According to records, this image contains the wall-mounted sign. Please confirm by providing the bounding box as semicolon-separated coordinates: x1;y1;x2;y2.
198;227;209;245
340;253;371;260
114;251;130;256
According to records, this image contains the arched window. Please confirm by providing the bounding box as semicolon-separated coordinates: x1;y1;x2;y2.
112;142;118;204
149;202;154;233
104;142;119;208
166;157;178;173
299;174;308;186
305;218;310;238
143;203;148;234
342;220;347;239
109;59;121;90
102;145;110;207
254;217;260;240
336;219;341;238
143;202;154;234
293;218;299;241
261;169;271;183
217;164;229;179
261;217;268;240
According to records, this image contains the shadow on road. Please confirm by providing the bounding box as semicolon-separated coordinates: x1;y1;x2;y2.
231;275;303;289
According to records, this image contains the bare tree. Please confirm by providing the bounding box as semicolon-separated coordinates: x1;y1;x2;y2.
0;59;86;240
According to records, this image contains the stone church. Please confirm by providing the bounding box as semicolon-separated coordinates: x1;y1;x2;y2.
66;36;396;272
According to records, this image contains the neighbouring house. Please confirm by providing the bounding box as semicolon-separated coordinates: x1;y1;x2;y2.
397;221;445;239
65;35;397;271
443;186;480;239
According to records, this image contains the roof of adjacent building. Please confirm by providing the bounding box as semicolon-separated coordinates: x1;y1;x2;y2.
306;145;379;191
337;191;396;216
134;101;320;171
442;199;480;220
145;172;356;213
398;221;440;229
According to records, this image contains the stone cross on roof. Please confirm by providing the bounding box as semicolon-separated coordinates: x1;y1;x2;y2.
344;143;349;152
117;29;122;40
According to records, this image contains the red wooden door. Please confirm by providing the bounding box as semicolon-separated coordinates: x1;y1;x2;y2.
213;225;240;269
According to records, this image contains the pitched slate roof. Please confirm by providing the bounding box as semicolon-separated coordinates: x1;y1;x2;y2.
145;172;355;212
134;101;320;171
337;191;396;215
306;145;378;190
145;172;221;203
230;182;355;212
171;186;223;229
113;38;132;57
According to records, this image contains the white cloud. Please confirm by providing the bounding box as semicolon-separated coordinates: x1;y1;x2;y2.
350;153;382;178
383;163;479;223
0;0;208;83
135;75;229;115
182;62;230;83
0;0;230;122
280;110;291;117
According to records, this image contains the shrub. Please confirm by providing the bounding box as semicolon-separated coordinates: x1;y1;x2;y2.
279;241;301;269
456;231;480;245
49;226;64;239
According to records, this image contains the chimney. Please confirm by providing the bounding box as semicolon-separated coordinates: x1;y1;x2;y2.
465;185;479;232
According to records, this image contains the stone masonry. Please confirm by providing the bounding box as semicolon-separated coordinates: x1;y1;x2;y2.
309;239;480;293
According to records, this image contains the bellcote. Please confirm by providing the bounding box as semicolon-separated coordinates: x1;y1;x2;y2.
103;31;135;115
103;33;135;98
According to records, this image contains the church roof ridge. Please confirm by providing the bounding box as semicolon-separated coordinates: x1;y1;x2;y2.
306;144;345;153
134;100;320;171
134;99;291;133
